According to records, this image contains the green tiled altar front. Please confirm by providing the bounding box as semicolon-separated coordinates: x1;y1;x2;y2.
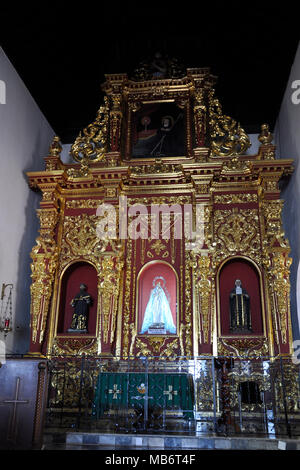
93;372;194;420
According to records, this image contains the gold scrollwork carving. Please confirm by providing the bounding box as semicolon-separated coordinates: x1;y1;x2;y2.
135;337;152;357
65;214;98;254
214;193;258;204
218;338;269;358
163;339;179;359
214;208;261;263
134;336;179;359
60;213;120;272
208;92;251;156
149;239;168;256
70;97;109;170
66;199;103;209
130;160;182;175
52;338;98;356
221;156;251;174
127;196;191;207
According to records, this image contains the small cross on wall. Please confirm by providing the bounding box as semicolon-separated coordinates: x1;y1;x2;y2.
0;377;29;442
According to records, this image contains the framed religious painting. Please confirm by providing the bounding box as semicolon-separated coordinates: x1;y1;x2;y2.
129;101;187;159
136;261;178;336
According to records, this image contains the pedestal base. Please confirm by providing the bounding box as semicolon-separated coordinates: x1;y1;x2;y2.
148;328;166;335
67;329;88;334
148;323;166;335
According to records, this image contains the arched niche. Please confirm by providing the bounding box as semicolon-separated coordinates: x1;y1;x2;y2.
218;257;264;336
57;261;98;335
137;261;178;336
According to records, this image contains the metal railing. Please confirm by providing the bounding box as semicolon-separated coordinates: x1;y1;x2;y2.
45;355;300;437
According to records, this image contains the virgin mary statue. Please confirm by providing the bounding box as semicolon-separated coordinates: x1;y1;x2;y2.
140;278;176;334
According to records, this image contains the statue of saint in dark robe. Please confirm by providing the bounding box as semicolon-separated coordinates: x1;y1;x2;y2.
68;283;92;333
229;279;252;332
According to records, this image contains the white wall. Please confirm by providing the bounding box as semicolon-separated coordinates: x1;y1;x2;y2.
246;134;260;155
61;143;72;163
0;48;55;354
274;40;300;340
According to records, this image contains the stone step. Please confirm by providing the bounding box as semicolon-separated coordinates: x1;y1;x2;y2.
44;432;300;450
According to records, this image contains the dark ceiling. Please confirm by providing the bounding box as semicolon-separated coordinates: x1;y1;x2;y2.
2;4;299;143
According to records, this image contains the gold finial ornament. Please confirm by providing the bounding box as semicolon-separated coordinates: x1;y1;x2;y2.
49;136;62;157
70;96;109;173
258;123;273;145
209;96;251;156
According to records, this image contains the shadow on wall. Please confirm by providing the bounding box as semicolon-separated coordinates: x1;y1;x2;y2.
277;117;300;341
12;130;50;354
297;262;300;337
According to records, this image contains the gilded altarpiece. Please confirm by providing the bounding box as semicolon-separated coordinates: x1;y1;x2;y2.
27;64;294;361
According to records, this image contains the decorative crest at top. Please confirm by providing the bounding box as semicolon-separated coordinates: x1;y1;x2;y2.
208;93;251;157
132;52;186;81
65;61;260;169
69;96;110;172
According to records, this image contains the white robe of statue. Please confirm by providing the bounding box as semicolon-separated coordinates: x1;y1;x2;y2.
140;281;176;334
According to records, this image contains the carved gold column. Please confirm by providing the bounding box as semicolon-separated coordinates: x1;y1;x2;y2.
98;252;124;355
190;174;214;354
262;198;292;353
182;250;194;358
191;238;214;354
193;89;206;148
109;93;122;152
27;136;65;354
259;126;293;354
196;255;213;344
29;199;59;351
101;73;127;162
